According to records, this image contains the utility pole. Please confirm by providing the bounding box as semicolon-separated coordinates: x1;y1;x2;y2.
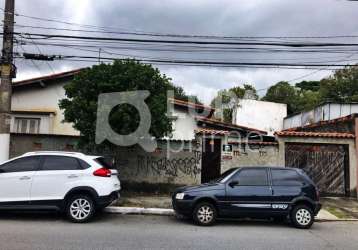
0;0;15;163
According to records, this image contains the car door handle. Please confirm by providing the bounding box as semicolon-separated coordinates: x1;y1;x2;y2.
19;176;31;180
67;174;79;179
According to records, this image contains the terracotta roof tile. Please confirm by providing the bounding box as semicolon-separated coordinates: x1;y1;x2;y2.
169;98;214;111
196;116;267;134
13;68;83;87
228;141;278;146
195;128;230;135
275;131;355;139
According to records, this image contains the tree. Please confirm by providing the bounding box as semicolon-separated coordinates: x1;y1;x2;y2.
59;59;192;147
319;65;358;103
210;84;258;122
262;81;299;114
295;80;320;92
261;65;358;115
174;85;203;104
295;90;321;112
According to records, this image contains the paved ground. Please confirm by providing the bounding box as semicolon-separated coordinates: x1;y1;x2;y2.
322;197;358;219
116;193;172;208
117;194;358;220
0;212;358;250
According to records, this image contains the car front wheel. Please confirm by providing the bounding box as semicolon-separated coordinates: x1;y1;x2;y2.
291;205;314;229
66;195;95;223
193;202;217;226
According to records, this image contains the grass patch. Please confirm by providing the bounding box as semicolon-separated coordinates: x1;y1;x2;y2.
325;206;351;219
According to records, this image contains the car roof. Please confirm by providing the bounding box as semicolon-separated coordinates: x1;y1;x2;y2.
21;151;101;159
238;166;300;171
23;151;85;157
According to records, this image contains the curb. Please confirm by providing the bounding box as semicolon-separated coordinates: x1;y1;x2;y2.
105;206;175;216
315;218;358;222
105;206;358;222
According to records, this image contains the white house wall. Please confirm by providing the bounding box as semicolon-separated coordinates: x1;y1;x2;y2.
234;99;287;135
11;83;79;136
169;109;197;140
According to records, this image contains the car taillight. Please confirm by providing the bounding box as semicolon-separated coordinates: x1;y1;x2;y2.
93;168;111;177
316;188;320;200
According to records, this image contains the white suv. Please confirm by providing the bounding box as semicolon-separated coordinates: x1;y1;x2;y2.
0;151;121;222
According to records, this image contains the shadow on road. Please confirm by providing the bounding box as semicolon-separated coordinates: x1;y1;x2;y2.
0;211;320;230
168;215;293;228
0;211;63;222
0;210;117;223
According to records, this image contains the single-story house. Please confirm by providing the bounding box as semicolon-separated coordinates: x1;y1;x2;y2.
10;69;276;189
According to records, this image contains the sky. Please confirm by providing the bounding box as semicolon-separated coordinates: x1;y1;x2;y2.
2;0;358;104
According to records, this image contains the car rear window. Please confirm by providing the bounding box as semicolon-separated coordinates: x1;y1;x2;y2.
41;156;82;171
94;157;116;169
271;169;303;186
297;169;315;184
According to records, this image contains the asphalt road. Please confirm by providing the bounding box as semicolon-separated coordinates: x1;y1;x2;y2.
0;212;357;250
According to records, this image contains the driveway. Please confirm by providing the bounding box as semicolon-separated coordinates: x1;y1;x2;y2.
0;212;357;250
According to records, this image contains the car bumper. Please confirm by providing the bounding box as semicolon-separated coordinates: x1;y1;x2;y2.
172;198;194;216
96;191;120;208
314;202;322;215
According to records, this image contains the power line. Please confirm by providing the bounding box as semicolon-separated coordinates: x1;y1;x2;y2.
2;8;358;41
18;39;358;55
27;34;55;73
287;52;358;82
17;53;357;68
10;23;358;41
34;57;345;70
16;32;358;47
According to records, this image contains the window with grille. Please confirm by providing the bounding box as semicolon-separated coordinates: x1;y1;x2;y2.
14;117;41;134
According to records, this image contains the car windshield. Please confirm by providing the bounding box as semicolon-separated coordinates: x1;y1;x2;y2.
210;168;238;183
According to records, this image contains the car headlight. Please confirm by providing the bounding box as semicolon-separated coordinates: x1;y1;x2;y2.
175;192;185;200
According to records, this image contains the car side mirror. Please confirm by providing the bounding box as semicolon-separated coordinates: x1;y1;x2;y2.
229;180;239;188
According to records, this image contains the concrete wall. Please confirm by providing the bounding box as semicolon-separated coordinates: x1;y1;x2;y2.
277;136;357;197
221;143;281;173
233;99;287;135
284;103;358;129
9;134;79;158
9;134;201;186
12;82;79;136
106;141;202;186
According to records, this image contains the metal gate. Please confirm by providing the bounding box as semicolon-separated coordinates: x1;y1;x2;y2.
285;143;349;196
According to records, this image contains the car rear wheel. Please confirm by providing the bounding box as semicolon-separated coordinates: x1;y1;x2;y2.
291;205;314;229
66;194;95;223
193;202;217;226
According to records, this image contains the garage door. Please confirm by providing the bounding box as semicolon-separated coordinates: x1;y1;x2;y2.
285;143;349;196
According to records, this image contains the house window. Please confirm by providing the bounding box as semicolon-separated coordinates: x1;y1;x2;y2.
14;117;41;134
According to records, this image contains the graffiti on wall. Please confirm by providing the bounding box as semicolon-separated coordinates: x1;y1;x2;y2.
135;150;201;178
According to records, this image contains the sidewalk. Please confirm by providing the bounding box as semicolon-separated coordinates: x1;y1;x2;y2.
321;197;358;219
109;193;358;221
106;206;356;221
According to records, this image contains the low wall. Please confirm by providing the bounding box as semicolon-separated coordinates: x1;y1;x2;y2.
221;143;281;173
10;134;201;188
10;133;79;157
92;141;202;186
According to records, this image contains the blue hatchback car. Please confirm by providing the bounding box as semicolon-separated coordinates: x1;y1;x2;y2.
172;167;321;229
